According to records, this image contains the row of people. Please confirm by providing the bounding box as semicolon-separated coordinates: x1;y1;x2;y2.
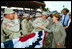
1;8;71;48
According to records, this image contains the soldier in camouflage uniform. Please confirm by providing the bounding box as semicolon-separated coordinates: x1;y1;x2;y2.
46;13;54;48
31;12;49;32
31;12;49;48
1;8;21;42
21;13;33;36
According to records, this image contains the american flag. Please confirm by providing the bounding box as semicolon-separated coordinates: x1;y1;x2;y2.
1;30;45;48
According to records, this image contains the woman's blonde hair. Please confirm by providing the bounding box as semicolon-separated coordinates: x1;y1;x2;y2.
52;13;61;21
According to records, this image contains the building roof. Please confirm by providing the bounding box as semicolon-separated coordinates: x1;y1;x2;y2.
1;1;45;9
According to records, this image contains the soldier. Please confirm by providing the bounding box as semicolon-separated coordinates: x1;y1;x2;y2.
21;13;33;36
31;12;48;32
30;13;42;22
41;13;66;48
47;13;54;29
31;12;49;48
1;8;21;42
45;13;54;48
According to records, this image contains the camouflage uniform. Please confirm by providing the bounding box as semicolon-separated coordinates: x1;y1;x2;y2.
21;19;33;36
31;17;49;48
1;18;21;42
32;18;49;32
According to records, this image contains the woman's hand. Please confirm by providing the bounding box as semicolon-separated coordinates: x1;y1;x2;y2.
56;42;65;48
56;42;61;46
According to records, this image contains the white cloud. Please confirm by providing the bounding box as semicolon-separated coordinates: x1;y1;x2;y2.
44;1;71;13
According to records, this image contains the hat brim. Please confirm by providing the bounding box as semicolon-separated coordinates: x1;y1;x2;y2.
3;12;14;14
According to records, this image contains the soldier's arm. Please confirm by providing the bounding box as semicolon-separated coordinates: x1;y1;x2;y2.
12;19;19;25
1;23;9;36
7;19;19;27
2;20;10;28
1;27;5;36
44;24;60;33
2;19;19;28
3;22;14;28
58;25;66;43
44;28;52;32
32;18;42;28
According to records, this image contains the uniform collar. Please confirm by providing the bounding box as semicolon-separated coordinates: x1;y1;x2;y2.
3;17;11;21
55;22;60;26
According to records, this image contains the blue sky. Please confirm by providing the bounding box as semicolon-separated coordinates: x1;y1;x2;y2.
44;1;71;13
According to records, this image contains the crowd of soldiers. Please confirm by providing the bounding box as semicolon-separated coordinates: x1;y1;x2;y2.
1;8;71;48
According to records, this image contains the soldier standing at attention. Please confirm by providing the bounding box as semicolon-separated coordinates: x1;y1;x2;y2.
21;13;33;36
1;8;21;42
